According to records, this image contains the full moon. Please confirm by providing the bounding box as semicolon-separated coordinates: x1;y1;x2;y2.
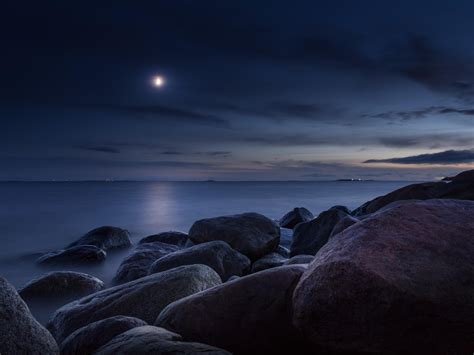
153;75;164;87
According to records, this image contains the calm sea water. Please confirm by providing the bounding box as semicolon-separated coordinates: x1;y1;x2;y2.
0;181;410;323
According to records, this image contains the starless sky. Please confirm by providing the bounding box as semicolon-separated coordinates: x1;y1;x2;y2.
1;0;474;181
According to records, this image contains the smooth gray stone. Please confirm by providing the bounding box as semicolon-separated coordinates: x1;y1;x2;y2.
114;242;178;284
139;231;189;247
0;277;59;354
60;316;147;355
149;241;250;281
293;199;474;354
37;245;106;265
189;212;280;260
67;226;131;250
48;264;222;343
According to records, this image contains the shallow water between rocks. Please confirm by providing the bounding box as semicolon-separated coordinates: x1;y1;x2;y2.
0;180;411;324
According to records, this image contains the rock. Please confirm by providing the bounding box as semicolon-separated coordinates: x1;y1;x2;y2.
149;241;250;281
37;245;106;265
227;275;240;282
96;326;230;355
284;255;313;265
292;199;474;354
276;245;290;258
139;231;189;247
0;277;59;354
279;228;293;249
189;212;280;260
352;170;474;216
352;182;445;216
94;325;181;354
279;207;314;229
113;242;178;284
59;316;147;355
48;264;222;343
19;271;104;303
67;226;131;250
250;252;286;273
290;206;349;257
442;169;474;182
156;265;307;354
329;215;359;238
330;205;351;214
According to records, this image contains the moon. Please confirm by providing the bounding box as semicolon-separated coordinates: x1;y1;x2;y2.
153;75;165;87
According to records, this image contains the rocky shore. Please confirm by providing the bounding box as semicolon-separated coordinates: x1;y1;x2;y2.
1;170;473;354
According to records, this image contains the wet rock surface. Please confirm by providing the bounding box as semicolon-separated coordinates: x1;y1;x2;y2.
114;242;178;284
149;241;250;281
279;207;314;229
37;245;106;265
59;316;147;355
48;264;222;343
138;231;189;247
293;199;474;354
156;266;307;354
67;226;131;250
0;277;59;354
19;271;104;302
189;212;280;260
290;206;349;256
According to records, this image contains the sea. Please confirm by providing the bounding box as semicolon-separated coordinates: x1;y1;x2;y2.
0;180;411;323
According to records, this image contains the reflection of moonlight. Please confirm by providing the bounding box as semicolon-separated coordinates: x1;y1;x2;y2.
153;75;164;87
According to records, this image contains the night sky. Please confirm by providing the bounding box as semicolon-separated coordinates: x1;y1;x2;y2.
2;0;474;181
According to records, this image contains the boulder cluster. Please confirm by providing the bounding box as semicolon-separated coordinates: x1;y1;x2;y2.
1;169;473;354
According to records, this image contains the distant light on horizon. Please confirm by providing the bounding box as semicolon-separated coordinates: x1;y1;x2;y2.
153;75;165;87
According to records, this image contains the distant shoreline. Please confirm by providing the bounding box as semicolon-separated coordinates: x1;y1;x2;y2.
0;179;423;183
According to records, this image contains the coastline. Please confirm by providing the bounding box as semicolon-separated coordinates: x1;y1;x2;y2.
1;169;473;354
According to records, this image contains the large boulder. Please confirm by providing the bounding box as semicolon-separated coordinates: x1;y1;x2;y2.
67;226;131;250
149;241;250;281
139;231;189;247
279;207;314;229
352;169;474;216
0;277;59;354
284;254;313;265
48;264;222;343
329;215;359;238
443;168;474;182
19;271;104;303
292;199;474;354
156;265;307;354
189;212;280;260
250;252;286;273
113;242;178;284
60;316;147;355
290;206;349;256
96;326;230;355
37;245;106;265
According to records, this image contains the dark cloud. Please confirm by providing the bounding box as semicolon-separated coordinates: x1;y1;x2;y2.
267;102;323;119
386;35;474;99
137;160;214;168
364;149;474;165
76;145;120;154
77;104;230;127
244;132;473;149
201;151;232;157
363;106;474;121
161;151;182;155
162;151;232;157
377;134;474;149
